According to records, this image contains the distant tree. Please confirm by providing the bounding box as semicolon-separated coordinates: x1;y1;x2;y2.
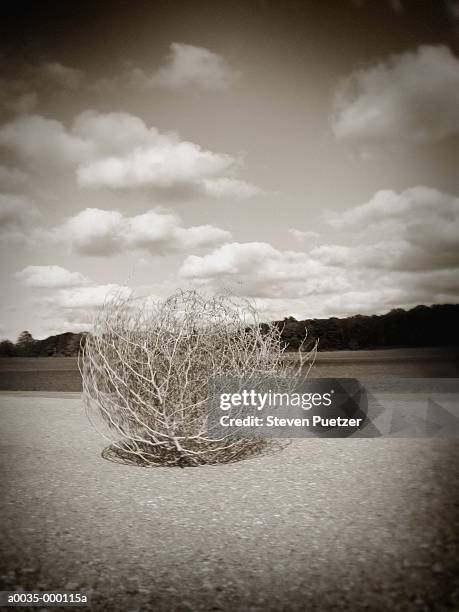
66;333;83;356
17;330;34;345
16;331;36;356
0;339;15;357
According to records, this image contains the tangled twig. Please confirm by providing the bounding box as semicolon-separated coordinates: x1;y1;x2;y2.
79;289;315;467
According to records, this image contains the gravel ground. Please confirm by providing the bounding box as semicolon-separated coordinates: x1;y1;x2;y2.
1;393;458;612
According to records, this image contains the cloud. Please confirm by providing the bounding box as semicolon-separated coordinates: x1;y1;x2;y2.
288;229;320;243
318;287;415;316
72;110;158;155
179;186;459;317
201;177;263;198
0;114;91;164
0;165;27;186
131;42;240;90
0;194;39;242
326;186;456;228
324;186;459;271
15;265;89;289
58;208;124;256
332;45;459;146
0;110;260;197
77;134;234;189
0;77;37;117
38;319;90;335
4;92;38;116
42;284;131;310
29;279;132;333
74;110;257;195
31;284;131;335
179;241;349;298
53;207;231;256
0;61;84;118
180;242;279;278
15;262;131;334
249;288;412;321
310;186;459;313
37;62;84;90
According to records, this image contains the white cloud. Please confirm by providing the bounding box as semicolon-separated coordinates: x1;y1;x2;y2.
131;42;240;90
179;241;349;298
15;265;89;289
54;207;231;256
326;188;411;228
74;110;257;195
0;114;91;164
326;186;456;228
179;185;459;317
332;45;459;146
57;208;124;256
180;242;278;278
27;284;129;336
308;186;459;313
0;110;259;197
248;291;402;321
39;319;90;335
288;229;320;243
43;284;131;310
32;284;131;336
77;136;234;189
201;177;262;198
72;110;158;155
319;287;415;316
324;186;459;271
14;262;132;334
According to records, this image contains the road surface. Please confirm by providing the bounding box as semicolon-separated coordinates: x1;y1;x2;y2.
1;393;458;611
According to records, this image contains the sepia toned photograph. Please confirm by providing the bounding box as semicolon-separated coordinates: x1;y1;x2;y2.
0;1;458;611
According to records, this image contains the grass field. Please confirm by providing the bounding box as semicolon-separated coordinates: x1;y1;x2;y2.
0;357;81;391
0;347;457;392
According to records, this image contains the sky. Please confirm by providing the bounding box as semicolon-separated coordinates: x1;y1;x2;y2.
0;0;458;340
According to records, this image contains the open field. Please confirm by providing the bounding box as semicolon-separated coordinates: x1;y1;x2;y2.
296;346;459;378
0;357;80;392
1;392;458;611
1;347;458;392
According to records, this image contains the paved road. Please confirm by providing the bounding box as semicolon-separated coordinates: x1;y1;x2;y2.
1;393;458;611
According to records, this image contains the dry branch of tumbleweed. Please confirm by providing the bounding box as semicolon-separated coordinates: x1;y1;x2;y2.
79;290;316;467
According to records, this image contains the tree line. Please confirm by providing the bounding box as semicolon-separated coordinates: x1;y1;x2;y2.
274;303;459;351
0;303;457;357
0;331;86;357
